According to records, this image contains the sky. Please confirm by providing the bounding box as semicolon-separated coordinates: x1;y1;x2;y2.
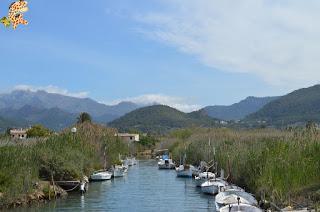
0;0;319;112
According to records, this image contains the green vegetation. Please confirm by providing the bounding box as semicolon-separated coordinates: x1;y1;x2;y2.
0;122;128;208
166;127;320;208
247;84;320;126
109;105;219;134
77;112;92;124
139;134;159;148
27;125;51;138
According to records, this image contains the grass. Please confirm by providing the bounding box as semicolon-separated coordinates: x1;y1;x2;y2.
166;127;320;208
0;122;129;207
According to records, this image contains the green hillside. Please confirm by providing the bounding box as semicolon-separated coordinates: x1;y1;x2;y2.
109;105;219;134
246;84;320;126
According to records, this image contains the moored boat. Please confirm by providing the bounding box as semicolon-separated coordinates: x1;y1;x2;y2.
176;164;197;178
201;178;228;195
194;172;215;187
113;165;127;177
215;190;258;211
55;181;82;192
158;155;175;169
90;170;112;181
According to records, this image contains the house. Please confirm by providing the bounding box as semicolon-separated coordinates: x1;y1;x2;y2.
115;133;140;142
10;128;27;140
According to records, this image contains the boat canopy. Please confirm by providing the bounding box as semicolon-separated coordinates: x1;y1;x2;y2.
162;155;170;160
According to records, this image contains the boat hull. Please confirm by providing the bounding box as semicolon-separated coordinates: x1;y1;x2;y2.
217;203;262;212
201;180;228;195
90;172;112;181
194;172;215;187
158;159;175;169
201;184;219;195
176;165;196;178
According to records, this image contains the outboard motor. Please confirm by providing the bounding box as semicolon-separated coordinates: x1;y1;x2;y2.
80;182;86;195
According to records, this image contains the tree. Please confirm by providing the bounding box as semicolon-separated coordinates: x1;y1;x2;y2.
27;125;51;138
77;112;92;124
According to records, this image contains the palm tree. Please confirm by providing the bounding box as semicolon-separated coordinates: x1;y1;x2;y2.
77;112;92;124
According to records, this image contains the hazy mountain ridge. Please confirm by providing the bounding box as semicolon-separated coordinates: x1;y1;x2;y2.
0;90;139;118
0;90;141;129
202;96;279;120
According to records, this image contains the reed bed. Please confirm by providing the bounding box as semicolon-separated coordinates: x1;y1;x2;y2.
167;127;320;207
0;122;129;207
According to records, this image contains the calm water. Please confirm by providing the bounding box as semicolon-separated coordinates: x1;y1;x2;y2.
13;160;216;212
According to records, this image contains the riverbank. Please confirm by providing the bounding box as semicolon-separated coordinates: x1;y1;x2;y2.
0;122;129;209
163;127;320;210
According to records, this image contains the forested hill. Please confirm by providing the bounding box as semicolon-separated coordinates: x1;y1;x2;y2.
108;105;220;134
246;84;320;126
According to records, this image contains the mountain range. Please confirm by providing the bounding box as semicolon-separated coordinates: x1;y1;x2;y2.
202;96;279;120
2;84;320;132
0;90;140;131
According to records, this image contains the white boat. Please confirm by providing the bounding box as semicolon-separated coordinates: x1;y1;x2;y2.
218;203;262;212
222;185;245;192
215;190;258;211
194;172;215;187
158;155;175;169
176;164;197;177
113;165;126;177
124;157;137;166
201;178;228;195
90;171;112;181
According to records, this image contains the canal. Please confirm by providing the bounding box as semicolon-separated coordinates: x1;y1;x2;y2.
13;160;216;211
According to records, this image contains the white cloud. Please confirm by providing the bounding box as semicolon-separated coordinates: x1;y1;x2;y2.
110;94;201;112
135;0;320;87
13;85;89;98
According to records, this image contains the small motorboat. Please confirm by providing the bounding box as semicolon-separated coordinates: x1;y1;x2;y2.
158;155;175;169
201;178;228;195
90;170;112;181
218;203;262;212
113;165;127;177
124;157;137;166
176;164;197;178
194;172;215;187
215;190;258;211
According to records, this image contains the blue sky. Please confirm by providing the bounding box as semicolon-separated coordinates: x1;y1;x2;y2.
1;0;319;111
